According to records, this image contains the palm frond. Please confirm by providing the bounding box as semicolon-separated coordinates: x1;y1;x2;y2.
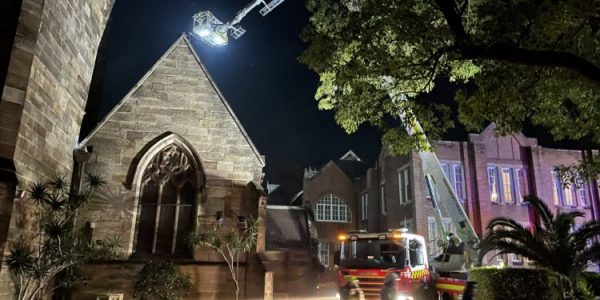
487;217;528;232
571;221;600;245
523;195;554;229
48;175;69;192
572;243;600;274
27;183;47;204
481;229;551;265
84;172;105;189
6;240;34;275
480;239;538;262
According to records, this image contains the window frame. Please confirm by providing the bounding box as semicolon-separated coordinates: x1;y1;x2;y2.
440;161;465;202
314;194;351;223
361;192;368;221
488;165;527;205
134;143;198;257
426;216;454;254
487;166;500;203
317;240;330;267
578;185;589;207
398;164;411;205
515;168;528;204
551;171;577;207
453;164;465;201
563;182;576;207
501;168;515;204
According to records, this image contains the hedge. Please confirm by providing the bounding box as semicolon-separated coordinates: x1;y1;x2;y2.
469;267;574;300
582;272;600;296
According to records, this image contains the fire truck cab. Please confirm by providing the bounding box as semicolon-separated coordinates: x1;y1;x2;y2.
335;229;432;300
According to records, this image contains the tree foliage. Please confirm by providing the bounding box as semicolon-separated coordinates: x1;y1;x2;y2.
300;0;600;156
188;218;260;300
134;260;192;300
5;174;124;300
479;196;600;281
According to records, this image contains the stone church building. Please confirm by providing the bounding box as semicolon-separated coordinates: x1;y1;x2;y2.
1;1;319;299
67;34;267;299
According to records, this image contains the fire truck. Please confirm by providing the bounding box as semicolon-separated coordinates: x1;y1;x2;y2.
335;228;469;300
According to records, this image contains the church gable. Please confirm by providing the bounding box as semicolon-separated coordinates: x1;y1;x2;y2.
81;34;264;184
75;34;265;256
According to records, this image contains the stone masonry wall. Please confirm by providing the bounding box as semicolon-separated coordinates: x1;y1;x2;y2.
0;0;114;297
79;35;264;253
0;0;114;182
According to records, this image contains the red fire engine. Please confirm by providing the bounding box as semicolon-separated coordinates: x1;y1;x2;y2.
335;229;467;300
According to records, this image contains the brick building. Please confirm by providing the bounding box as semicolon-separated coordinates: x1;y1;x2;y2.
301;151;367;292
301;124;599;284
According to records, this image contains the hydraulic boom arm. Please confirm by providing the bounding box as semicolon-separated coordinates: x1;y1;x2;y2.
390;90;479;269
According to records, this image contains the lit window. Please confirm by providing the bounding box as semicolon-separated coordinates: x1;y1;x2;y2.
379;183;387;215
398;166;411;204
516;168;528;203
501;168;515;204
578;186;588;207
318;241;329;267
552;172;562;206
315;194;351;222
564;183;575;206
488;167;500;202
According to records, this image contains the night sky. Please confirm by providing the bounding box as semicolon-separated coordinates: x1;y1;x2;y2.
94;0;590;204
96;0;380;203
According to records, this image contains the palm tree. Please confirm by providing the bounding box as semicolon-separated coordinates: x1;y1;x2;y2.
479;195;600;279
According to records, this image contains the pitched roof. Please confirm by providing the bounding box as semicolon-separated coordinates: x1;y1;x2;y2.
339;150;362;161
78;33;264;165
265;205;311;251
333;159;368;180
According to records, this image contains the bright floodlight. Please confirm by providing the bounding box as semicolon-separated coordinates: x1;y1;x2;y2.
191;0;286;47
193;11;229;46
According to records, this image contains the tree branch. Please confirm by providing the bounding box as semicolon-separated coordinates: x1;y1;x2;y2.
461;44;600;83
434;0;468;44
434;0;600;84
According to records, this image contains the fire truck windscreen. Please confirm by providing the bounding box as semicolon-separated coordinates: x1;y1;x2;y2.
339;238;425;269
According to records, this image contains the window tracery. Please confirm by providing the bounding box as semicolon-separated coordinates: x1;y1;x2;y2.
135;144;197;257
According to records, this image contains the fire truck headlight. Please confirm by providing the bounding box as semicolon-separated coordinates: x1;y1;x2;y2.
395;295;414;300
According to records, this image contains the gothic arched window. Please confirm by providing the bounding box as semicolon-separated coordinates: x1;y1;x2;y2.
135;144;197;256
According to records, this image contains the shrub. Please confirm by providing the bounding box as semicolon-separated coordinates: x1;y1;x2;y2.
134;260;192;300
469;267;574;300
582;272;600;297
